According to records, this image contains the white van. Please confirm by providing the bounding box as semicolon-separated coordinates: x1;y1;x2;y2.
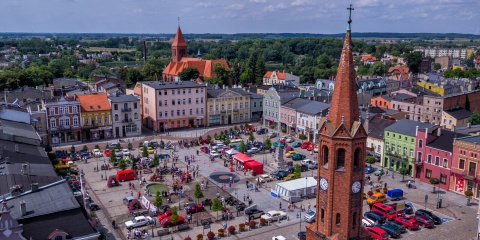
304;208;316;223
301;159;313;166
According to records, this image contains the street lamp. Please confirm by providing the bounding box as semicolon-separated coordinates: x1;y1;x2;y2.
305;177;308;200
96;155;99;172
103;159;107;180
298;210;302;233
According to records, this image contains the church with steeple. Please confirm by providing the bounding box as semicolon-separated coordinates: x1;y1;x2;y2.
162;25;229;82
306;5;370;240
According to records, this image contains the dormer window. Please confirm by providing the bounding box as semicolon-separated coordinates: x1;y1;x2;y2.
89;106;93;110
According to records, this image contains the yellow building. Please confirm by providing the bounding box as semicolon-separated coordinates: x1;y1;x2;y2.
76;93;113;141
452;65;465;71
416;81;446;96
206;88;251;126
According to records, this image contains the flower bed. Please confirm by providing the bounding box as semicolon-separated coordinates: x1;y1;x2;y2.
249;220;256;228
238;223;246;231
196;234;203;240
228;226;236;234
206;231;215;240
218;228;225;237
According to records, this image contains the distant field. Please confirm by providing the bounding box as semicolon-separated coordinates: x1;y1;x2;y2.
85;47;136;52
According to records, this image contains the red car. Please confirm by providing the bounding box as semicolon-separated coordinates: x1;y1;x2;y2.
161;215;185;228
300;141;310;149
185;203;204;214
413;215;435;228
200;146;210;153
200;139;209;145
364;227;389;240
307;143;315;151
394;216;420;230
157;209;172;222
104;149;111;157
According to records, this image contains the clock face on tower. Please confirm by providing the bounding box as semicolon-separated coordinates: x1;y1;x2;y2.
320;178;328;191
351;181;361;193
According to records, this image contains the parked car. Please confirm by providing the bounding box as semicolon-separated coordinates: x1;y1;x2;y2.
160;215;185;228
313;147;318;153
297;231;306;240
274;171;290;180
200;146;210;153
256;128;268;135
284;173;300;181
394;216;420;230
292;153;306;161
292;141;302;148
245;205;265;220
247;147;260;154
157;210;173;222
304;208;316;223
307;161;318;169
413;215;435;228
364;227;389;240
147;147;154;154
125;216;153;229
286;137;295;143
93;149;103;157
364;211;386;224
185;203;204;214
362;217;376;227
301;142;310;149
259;174;273;183
307;143;315;151
104;149;111;157
90;203;100;211
365;165;374;174
415;209;442;225
285;151;296;158
367;192;387;205
376;223;402;238
374;168;384;176
122;149;130;157
268;132;278;138
210;151;220;158
261;210;287;222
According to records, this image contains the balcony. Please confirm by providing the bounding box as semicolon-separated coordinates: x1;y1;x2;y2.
386;151;409;161
414;158;423;166
233;109;239;112
221;110;226;113
463;170;477;180
122;119;133;123
121;108;132;112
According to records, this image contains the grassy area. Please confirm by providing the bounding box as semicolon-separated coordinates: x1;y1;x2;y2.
85;47;136;52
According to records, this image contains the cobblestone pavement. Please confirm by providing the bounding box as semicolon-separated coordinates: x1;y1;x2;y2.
60;125;478;240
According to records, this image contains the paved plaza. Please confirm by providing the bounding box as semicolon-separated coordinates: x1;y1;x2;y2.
59;124;479;240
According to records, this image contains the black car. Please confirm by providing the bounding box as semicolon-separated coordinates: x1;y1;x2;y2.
89;203;100;211
287;165;308;173
364;211;386;224
415;209;442;225
404;203;414;214
376;223;402;238
297;231;306;240
256;128;268;135
275;171;289;180
236;202;247;211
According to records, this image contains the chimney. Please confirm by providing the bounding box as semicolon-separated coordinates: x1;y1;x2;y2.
31;183;38;192
425;128;428;139
416;126;419;136
20;201;26;216
437;127;442;137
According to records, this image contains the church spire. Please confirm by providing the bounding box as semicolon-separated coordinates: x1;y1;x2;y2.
326;4;358;131
171;24;188;63
172;26;187;48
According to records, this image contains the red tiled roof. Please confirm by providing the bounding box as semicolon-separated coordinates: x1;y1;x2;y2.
76;93;111;112
172;27;187;47
162;58;229;78
263;71;287;79
388;66;409;74
361;55;376;61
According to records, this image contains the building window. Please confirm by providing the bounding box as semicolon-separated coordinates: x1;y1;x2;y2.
440;174;447;184
459;159;465;169
165;100;168;106
377;145;382;153
323;146;329;167
353;148;360;170
201;108;204;114
434;156;440;166
105;117;108;124
177;110;180;116
159;112;162;117
49;108;55;115
336;213;340;225
134;102;137;109
73;117;78;126
50;119;56;128
337;148;345;170
98;118;102;124
469;162;476;175
84;119;89;125
190;109;193;115
159;101;162;106
172;100;175;105
165;111;168;117
114;114;119;121
426;169;432;178
321;209;324;222
410;149;414;157
114;104;118;110
171;110;174;116
418;139;423;148
427;154;432;164
183;99;186;105
352;212;357;229
72;106;78;113
188;98;191;104
182;110;185;116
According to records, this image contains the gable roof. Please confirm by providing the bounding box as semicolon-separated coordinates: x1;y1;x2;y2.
172;26;187;47
108;94;138;103
427;129;468;152
281;98;314;110
297;101;330;115
163;58;229;78
207;88;251;98
385;119;435;136
368;115;396;140
76;93;111;112
444;108;472;120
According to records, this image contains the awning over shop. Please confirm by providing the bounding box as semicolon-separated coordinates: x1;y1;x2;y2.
267;118;275;122
232;153;254;164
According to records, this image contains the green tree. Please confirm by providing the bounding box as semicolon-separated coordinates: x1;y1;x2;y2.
212;198;223;220
404;51;423;75
429;177;439;193
178;67;200;81
44;145;52;153
127;142;133;150
254;54;266;85
131;161;137;171
142;146;149;157
264;137;272;149
94;144;100;149
170;206;179;227
118;159;127;170
248;131;255;143
69;145;76;154
48;59;70;78
82;145;88;151
433;63;442;70
365;156;376;164
153;154;159;166
194;182;204;226
238;140;247;152
298;134;307;140
110;150;117;163
213;63;230;87
399;167;409;182
153;191;163;208
470;111;480;125
240;67;254;86
294;164;301;178
143;59;165;80
224;135;231;146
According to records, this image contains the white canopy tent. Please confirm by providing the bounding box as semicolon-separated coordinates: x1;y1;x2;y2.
273;177;317;203
225;149;239;156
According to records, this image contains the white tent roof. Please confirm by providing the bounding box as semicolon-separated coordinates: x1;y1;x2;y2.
226;149;239;155
276;177;317;191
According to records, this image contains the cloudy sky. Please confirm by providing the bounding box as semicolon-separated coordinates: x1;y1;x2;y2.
1;0;479;34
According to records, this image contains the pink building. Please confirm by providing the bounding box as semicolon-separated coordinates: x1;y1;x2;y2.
451;135;480;198
415;127;467;191
140;81;207;132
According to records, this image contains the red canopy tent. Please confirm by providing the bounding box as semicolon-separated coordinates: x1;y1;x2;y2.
232;153;254;165
244;161;264;174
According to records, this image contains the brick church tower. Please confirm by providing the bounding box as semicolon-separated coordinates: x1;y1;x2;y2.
306;5;370;240
171;26;187;63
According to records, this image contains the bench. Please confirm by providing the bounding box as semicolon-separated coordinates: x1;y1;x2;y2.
201;218;212;229
176;223;190;232
156;228;170;236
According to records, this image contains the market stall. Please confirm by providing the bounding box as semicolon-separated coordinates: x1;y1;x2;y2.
244;160;264;174
272;177;317;203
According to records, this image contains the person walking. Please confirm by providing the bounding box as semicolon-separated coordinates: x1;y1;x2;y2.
243;194;246;201
308;203;311;211
279;202;282;210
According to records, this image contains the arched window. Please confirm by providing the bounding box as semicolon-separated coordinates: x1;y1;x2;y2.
134;113;138;119
352;212;357;229
336;213;340;225
114;114;118;121
321;208;325;222
337;148;345;170
323;146;329;167
354;148;360;171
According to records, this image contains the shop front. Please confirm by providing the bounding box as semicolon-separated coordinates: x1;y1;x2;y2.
452;172;480;199
196;116;204;127
266;118;277;129
49;127;82;145
157;119;168;133
90;126;113;140
289;123;296;136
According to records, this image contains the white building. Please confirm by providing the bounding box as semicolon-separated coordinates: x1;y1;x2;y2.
414;47;468;59
108;94;142;138
263;71;300;86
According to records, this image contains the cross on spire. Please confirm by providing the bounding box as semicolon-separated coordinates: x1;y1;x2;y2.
178;17;180;27
347;4;354;30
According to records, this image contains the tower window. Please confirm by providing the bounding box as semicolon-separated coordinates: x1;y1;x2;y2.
321;208;324;222
323;146;329;168
352;212;357;229
336;213;341;225
354;148;360;171
337;148;345;170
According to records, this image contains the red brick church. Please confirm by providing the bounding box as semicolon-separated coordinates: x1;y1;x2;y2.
162;26;229;82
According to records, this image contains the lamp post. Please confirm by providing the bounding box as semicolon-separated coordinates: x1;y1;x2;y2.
299;210;302;232
103;159;107;180
96;156;99;172
305;177;308;200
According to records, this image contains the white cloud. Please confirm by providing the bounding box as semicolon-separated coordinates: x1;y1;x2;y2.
226;3;245;11
196;2;214;8
291;0;311;6
264;3;287;12
249;0;267;3
133;8;143;14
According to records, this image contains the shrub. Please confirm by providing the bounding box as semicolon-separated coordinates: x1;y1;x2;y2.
465;190;474;197
269;124;275;129
259;218;266;224
138;142;143;148
429;177;440;185
281;129;287;134
82;145;88;151
44;145;52;153
94;144;100;149
298;134;307;140
218;228;225;233
206;231;215;238
365;156;376;164
127;142;133;150
238;223;245;230
227;226;235;232
249;220;256;227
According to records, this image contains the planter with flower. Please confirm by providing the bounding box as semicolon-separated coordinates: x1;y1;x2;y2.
259;218;267;226
227;226;236;235
184;237;192;240
238;223;246;231
249;220;256;229
218;228;225;237
206;231;215;240
382;187;388;194
196;234;203;240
